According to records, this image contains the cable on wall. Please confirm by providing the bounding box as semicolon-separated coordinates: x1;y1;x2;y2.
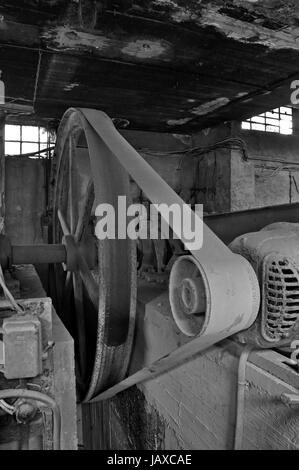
234;346;255;450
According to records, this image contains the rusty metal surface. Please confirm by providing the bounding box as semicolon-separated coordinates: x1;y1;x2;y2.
205;202;299;245
52;108;137;400
54;107;259;402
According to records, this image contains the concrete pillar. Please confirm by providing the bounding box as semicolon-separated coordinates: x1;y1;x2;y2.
192;122;255;213
230;147;255;211
0;114;5;232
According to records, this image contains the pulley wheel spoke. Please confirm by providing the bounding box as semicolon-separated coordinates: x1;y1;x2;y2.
52;108;136;400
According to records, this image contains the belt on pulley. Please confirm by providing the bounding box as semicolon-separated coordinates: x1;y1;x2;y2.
75;108;260;402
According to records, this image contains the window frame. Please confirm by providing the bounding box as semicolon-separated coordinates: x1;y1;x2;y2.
5;124;55;157
241;106;293;135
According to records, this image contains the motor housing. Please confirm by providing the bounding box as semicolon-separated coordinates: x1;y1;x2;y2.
230;222;299;347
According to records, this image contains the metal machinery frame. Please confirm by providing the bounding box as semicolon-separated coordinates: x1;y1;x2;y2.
0;108;299;410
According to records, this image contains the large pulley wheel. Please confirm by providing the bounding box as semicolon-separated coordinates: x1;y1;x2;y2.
52;108;136;401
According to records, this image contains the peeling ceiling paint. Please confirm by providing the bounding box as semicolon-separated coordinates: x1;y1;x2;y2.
228;0;299;28
199;6;299;51
41;2;299;55
42;26;173;61
166;96;234;126
42;26;110;51
64;82;80;91
156;0;201;23
2;0;299;131
190;97;230;116
150;0;299;51
151;0;299;28
167;117;192;126
121;39;171;59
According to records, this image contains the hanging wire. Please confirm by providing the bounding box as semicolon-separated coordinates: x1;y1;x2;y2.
0;399;15;415
0;265;24;313
33;50;42;108
138;137;250;161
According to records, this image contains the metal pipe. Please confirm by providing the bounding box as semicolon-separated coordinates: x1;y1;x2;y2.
204;202;299;245
11;244;66;265
5;202;299;267
0;389;61;450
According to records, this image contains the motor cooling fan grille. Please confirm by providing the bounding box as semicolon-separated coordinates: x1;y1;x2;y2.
262;256;299;342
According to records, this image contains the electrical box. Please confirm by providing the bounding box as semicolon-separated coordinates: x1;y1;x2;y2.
2;314;42;379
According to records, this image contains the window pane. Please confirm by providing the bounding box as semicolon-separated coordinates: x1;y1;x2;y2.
280;127;292;135
280;106;291;114
252;123;265;131
22;143;39;154
280;122;292;132
22;126;39;142
281;114;292;122
267;118;280;126
5;125;20;141
281;120;292;127
243;106;293;135
266;111;279;118
40;127;48;143
40;144;49;156
241;121;250;130
5;141;21;155
252;116;265;124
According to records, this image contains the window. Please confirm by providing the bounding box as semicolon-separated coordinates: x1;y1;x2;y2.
241;106;293;135
5;124;55;157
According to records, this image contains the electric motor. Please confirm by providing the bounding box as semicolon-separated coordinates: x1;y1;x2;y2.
230;222;299;347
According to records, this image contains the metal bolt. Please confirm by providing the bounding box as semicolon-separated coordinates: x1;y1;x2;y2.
15;400;37;423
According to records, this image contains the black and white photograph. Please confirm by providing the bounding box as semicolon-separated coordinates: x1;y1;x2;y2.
0;0;298;456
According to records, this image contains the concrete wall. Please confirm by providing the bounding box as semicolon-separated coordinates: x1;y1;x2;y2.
82;286;299;450
192;123;255;212
5;157;47;244
191;120;299;212
123;126;243;214
230;120;299;210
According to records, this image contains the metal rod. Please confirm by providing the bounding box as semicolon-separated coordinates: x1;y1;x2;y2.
8;202;299;267
204;202;299;245
57;209;70;236
11;244;66;265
